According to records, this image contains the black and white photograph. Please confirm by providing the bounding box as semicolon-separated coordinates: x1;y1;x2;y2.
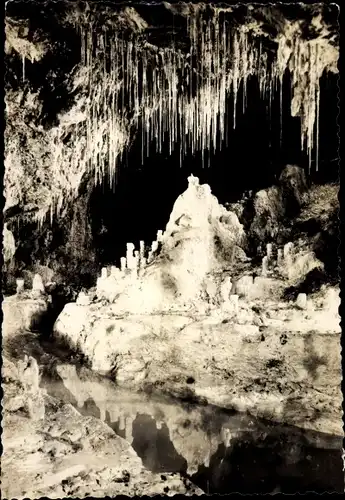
1;0;342;496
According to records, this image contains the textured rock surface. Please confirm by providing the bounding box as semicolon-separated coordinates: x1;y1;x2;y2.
53;179;342;436
54;284;341;436
2;294;50;337
87;177;245;314
1;355;203;498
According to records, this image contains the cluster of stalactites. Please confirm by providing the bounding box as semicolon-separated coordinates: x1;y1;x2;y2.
274;18;338;171
73;9;337;188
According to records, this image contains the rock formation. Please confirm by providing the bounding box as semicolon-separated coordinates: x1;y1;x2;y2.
52;176;341;438
2;280;50;337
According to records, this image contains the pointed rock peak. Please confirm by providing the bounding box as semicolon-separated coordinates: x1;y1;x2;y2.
188;174;200;187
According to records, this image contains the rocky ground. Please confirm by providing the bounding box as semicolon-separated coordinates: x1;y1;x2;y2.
1;354;203;498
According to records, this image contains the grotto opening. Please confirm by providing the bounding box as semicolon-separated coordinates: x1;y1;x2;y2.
2;1;342;497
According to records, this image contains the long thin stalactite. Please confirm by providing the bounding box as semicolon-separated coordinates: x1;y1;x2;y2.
35;5;339;222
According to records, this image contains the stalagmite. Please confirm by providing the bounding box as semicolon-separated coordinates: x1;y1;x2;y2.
284;242;294;259
119;415;125;431
296;293;307;310
157;230;163;242
151;241;159;254
20;355;45;420
283;243;294;274
134;250;140;268
139;240;145;259
16;279;25;295
126;243;136;270
262;256;268;277
120;257;127;272
32;274;45;295
266;243;273;261
277;248;283;268
101;267;108;279
76;291;90;306
235;275;254;297
3;224;16;262
204;450;211;468
125;416;133;444
110;265;119;278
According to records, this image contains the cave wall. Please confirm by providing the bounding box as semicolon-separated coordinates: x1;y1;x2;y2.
3;1;339;291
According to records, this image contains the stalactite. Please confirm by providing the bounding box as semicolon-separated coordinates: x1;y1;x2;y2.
37;6;338;221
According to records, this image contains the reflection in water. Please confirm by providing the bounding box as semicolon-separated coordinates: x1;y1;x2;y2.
131;414;187;473
7;333;344;494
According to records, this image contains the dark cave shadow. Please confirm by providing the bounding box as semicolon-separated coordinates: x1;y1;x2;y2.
191;432;343;494
131;413;188;474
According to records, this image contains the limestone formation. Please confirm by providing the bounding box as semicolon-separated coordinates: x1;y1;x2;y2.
296;293;307;310
284;242;294;258
266;243;273;261
110;265;119;277
286;250;323;282
203;450;211;468
126;243;137;270
282;242;294;276
77;291;91;306
125;416;134;444
3;223;16;262
119;415;125;431
230;294;239;315
16;278;25;294
262;256;268;277
139;240;145;259
19;355;45;420
235;275;254;297
32;273;45;295
188;174;199;187
157;230;163;242
221;427;232;448
120;257;127;272
151;240;159;253
101;267;108;279
277;248;283;267
96;277;104;294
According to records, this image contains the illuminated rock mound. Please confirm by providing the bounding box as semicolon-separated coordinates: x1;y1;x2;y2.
85;175;245;314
